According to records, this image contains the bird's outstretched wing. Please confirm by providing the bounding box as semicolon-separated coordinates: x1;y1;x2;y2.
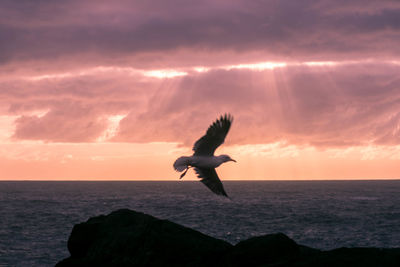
193;114;233;156
194;167;228;197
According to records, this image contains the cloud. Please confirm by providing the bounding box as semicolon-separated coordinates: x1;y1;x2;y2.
2;61;399;146
13;104;108;142
2;1;400;181
1;1;400;147
115;62;400;147
0;70;163;142
1;0;400;71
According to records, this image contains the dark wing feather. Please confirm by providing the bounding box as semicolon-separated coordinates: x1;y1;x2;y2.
194;167;228;197
193;114;233;156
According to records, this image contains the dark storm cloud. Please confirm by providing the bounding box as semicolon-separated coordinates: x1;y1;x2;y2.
1;0;400;68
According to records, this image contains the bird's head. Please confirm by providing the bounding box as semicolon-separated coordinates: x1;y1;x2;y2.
219;154;237;163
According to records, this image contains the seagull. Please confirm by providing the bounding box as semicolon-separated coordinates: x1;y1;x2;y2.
173;114;236;197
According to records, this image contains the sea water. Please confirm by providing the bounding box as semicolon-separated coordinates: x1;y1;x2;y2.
0;180;399;266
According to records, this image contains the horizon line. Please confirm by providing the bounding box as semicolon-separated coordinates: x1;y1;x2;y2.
1;178;399;182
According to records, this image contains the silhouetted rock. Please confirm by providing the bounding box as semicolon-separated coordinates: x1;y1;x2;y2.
294;247;400;267
57;209;400;267
56;209;231;266
223;233;301;266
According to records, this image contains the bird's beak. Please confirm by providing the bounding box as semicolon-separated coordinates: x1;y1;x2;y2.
230;159;237;163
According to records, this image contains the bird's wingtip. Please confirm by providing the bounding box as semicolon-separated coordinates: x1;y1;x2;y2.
221;190;229;198
217;113;233;124
222;193;231;200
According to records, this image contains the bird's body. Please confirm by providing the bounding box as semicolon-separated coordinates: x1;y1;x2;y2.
174;155;233;170
173;114;235;197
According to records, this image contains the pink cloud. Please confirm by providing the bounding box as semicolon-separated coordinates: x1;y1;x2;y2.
115;63;400;148
2;62;400;146
0;63;400;151
2;1;400;181
0;71;162;142
13;107;107;142
1;1;399;147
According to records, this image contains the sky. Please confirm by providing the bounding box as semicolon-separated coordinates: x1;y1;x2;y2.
1;0;400;180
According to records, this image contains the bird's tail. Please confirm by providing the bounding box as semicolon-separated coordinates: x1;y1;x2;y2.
173;156;191;172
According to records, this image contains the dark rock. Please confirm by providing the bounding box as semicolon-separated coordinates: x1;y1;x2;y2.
295;247;400;267
57;209;400;267
56;209;232;266
223;233;300;266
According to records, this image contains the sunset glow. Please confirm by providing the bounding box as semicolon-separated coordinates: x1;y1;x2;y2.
1;0;400;180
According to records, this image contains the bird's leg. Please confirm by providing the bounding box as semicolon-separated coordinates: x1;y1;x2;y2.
179;166;190;179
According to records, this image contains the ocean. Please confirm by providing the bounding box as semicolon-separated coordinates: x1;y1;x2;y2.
0;180;399;266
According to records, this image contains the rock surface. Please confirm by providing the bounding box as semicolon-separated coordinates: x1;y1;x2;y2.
57;209;400;267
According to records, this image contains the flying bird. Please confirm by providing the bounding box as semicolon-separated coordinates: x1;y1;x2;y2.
173;114;236;197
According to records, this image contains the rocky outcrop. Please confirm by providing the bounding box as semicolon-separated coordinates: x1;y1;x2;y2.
56;209;231;266
57;209;400;267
